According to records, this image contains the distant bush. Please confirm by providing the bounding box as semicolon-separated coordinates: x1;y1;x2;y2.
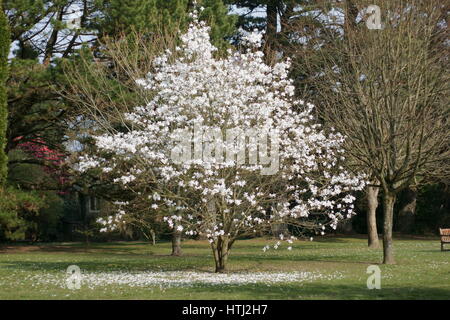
0;187;45;241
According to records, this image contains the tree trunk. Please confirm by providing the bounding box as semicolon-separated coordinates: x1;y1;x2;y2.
43;6;64;66
398;188;416;234
366;185;380;248
264;0;278;61
212;236;230;273
171;230;182;256
382;191;396;264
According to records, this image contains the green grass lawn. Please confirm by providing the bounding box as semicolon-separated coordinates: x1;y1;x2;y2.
0;236;449;299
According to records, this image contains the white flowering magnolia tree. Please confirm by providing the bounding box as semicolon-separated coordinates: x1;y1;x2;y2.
77;13;365;272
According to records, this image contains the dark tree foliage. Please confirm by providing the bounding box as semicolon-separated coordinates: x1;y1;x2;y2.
98;0;237;52
0;0;10;185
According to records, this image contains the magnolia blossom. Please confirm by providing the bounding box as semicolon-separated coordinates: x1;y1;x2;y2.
76;13;365;271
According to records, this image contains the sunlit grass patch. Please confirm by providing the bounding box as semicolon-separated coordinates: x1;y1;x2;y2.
0;236;449;299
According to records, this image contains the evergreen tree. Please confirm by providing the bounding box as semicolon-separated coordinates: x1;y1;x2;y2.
0;0;10;185
99;0;237;52
224;0;307;59
3;0;46;42
201;0;237;52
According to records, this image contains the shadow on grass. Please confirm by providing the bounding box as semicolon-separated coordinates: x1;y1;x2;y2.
226;252;382;265
36;246;154;255
0;241;176;256
185;282;450;300
0;256;213;273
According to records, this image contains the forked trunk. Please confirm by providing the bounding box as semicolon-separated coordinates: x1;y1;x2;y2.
366;185;380;248
382;191;396;264
212;236;230;273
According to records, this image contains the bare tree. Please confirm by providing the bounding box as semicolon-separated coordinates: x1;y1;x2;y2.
289;0;449;263
62;28;181;254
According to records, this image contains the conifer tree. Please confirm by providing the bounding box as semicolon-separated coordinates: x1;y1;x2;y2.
0;0;10;185
100;0;237;51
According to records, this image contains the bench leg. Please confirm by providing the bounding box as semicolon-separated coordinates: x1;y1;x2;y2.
442;243;444;251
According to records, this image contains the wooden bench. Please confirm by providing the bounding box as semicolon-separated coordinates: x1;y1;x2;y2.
439;228;450;251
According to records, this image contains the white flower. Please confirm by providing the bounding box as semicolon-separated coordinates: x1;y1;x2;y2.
78;17;366;260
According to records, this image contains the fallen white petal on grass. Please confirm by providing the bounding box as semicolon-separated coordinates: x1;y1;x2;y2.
27;270;345;289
